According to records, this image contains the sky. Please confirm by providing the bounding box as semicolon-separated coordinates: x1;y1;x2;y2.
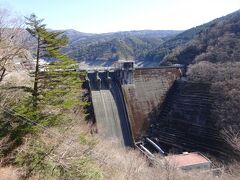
1;0;240;33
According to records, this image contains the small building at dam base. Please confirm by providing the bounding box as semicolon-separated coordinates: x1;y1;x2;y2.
165;152;211;171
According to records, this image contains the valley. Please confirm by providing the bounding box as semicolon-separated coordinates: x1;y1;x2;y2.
0;5;240;180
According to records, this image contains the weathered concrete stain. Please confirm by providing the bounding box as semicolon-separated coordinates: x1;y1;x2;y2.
122;67;181;140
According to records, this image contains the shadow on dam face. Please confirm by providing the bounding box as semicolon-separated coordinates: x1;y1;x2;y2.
85;64;182;146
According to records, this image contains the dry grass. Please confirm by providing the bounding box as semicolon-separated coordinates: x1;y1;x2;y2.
93;140;150;180
93;140;196;180
2;118;240;180
91;139;240;180
0;166;20;180
1;70;32;87
1;106;239;180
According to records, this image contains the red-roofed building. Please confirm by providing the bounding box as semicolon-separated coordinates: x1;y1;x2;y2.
165;152;211;171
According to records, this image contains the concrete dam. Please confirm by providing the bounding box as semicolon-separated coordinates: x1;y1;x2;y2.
85;62;232;159
86;62;181;145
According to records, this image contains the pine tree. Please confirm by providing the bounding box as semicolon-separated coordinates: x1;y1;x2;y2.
20;14;84;127
25;14;68;108
43;51;84;111
0;13;85;171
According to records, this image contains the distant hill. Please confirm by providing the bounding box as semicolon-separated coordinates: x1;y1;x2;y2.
61;30;181;67
62;29;94;42
158;10;240;65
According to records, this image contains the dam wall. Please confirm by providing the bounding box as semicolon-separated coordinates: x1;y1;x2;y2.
122;67;181;140
86;64;182;145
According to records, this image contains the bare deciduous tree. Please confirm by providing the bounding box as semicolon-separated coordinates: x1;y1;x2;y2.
222;127;240;152
0;7;27;82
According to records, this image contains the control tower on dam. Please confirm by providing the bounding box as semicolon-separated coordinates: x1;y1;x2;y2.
84;61;182;147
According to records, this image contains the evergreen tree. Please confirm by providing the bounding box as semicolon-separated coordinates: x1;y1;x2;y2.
21;14;84;126
0;13;85;176
25;14;68;108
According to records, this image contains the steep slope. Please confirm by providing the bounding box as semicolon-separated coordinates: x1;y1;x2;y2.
145;10;240;65
144;22;217;63
160;10;240;65
160;10;240;155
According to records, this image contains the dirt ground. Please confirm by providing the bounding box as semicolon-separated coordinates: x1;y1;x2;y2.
0;167;20;180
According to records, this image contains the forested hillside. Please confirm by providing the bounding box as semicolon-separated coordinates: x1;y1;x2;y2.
168;10;240;155
160;10;240;65
61;30;181;66
63;10;240;67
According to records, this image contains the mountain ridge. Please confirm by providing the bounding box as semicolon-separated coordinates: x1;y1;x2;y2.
61;29;182;67
153;9;240;65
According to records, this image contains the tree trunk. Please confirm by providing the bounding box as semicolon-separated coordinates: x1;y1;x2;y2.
33;36;40;108
0;67;6;82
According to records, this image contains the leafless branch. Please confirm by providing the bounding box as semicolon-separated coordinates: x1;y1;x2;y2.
222;127;240;152
0;7;28;82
